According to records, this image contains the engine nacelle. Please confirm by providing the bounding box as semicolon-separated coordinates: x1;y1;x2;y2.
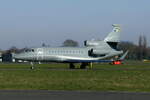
84;40;101;47
88;49;109;57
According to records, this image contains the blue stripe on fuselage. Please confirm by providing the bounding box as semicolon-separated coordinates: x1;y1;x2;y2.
65;59;113;63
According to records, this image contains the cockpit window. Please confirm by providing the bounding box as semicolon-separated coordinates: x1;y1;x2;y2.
25;50;28;52
25;49;34;52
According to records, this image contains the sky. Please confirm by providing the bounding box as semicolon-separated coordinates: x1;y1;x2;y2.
0;0;150;49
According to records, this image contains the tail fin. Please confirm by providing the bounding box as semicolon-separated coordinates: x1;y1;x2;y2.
104;24;121;43
104;24;121;49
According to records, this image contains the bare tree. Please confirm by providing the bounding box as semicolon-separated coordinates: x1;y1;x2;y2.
138;35;143;60
9;46;19;53
118;41;138;59
42;43;46;47
137;35;148;60
143;36;147;58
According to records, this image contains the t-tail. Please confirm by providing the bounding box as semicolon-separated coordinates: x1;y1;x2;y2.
104;24;121;49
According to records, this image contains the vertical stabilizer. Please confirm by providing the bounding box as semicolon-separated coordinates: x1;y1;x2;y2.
104;24;121;43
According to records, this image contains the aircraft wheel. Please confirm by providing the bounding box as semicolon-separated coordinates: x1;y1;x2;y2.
80;63;87;69
69;63;75;69
31;66;34;70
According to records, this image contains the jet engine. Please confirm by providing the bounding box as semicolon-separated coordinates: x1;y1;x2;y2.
88;49;108;57
84;40;100;47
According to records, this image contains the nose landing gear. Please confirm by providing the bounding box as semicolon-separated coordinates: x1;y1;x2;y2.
30;62;34;69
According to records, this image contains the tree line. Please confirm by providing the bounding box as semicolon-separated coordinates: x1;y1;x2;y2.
118;35;150;60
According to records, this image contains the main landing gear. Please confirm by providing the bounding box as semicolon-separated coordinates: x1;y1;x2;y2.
69;63;75;69
69;63;93;69
80;63;88;69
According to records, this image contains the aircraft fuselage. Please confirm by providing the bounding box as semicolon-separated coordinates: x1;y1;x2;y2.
14;42;123;63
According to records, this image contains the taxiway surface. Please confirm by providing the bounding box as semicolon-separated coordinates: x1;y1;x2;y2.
0;90;150;100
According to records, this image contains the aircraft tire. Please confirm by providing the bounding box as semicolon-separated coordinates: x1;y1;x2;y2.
80;63;87;69
31;66;34;70
69;63;75;69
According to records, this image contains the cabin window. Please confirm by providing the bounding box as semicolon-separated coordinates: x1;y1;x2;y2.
75;51;77;54
69;51;71;53
65;51;68;54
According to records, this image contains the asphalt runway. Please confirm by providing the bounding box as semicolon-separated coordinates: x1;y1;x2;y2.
0;90;150;100
1;67;150;71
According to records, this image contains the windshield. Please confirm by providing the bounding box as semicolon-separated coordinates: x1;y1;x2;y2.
25;49;35;52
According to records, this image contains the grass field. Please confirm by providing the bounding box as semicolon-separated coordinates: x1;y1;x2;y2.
0;61;150;92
